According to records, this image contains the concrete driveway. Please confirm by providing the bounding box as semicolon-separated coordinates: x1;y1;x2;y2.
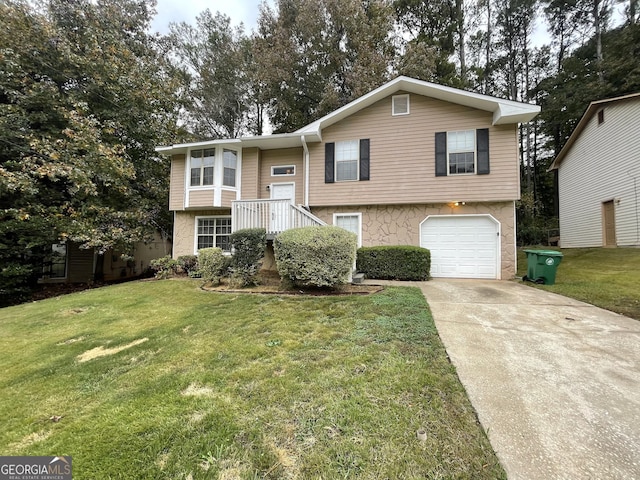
417;279;640;480
364;278;640;478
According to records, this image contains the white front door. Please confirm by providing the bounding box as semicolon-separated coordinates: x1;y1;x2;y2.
270;183;295;232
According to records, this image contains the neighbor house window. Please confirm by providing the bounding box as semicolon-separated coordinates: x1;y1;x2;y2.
196;217;231;252
190;148;215;186
223;149;237;187
272;165;296;176
335;140;359;181
334;213;362;247
447;130;476;174
44;243;67;278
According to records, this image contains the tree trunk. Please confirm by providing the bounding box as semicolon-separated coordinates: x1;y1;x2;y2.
456;0;466;80
486;0;492;94
594;0;604;81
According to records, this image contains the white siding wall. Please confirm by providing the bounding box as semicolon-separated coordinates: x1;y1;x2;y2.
558;98;640;247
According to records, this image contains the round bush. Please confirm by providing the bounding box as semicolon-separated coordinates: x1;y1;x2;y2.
274;226;357;288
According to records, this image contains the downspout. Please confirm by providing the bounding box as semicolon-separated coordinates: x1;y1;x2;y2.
301;135;310;208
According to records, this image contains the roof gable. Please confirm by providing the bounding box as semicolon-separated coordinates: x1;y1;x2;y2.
296;76;540;135
549;92;640;170
157;76;540;155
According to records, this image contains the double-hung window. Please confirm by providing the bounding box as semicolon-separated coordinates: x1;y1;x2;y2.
435;129;490;177
196;217;232;253
335;140;359;181
334;213;362;247
223;149;237;187
190;148;215;186
447;130;476;174
325;139;370;183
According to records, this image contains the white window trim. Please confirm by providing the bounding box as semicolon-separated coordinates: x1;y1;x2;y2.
186;147;240;191
271;165;296;176
333;212;362;248
447;130;477;176
222;149;238;188
194;215;232;255
187;148;216;190
335;140;360;182
392;94;410;116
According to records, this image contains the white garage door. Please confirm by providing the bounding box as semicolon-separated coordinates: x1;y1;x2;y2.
420;215;499;279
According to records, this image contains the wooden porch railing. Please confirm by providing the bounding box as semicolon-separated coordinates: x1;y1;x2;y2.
231;199;326;236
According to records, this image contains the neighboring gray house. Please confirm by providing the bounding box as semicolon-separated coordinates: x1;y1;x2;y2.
549;93;640;248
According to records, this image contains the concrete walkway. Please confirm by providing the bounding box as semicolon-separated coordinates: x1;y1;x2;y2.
367;278;640;480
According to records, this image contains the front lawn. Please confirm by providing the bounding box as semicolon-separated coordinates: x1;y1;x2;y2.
518;247;640;319
0;279;504;479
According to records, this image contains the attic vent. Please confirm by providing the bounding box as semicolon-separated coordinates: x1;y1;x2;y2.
392;94;410;116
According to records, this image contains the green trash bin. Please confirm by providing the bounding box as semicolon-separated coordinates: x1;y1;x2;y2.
523;249;563;285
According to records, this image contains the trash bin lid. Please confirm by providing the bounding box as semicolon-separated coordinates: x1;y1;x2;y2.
533;250;563;256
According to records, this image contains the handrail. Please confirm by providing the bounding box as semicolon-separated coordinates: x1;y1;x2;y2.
232;199;326;235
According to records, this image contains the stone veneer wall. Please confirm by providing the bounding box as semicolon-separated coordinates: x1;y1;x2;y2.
172;209;230;258
311;202;516;279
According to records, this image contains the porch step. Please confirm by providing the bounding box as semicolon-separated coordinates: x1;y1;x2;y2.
352;272;365;284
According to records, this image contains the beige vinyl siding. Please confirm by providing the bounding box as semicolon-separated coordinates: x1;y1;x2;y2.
241;147;260;200
169;154;186;211
221;189;237;206
260;148;304;204
308;93;519;206
311;201;516;279
558;98;640;247
188;189;214;208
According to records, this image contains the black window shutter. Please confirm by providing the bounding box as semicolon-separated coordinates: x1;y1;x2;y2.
477;128;490;175
325;143;335;183
359;139;370;181
435;132;447;177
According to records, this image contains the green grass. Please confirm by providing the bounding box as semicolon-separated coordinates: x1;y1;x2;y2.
0;279;504;479
517;247;640;319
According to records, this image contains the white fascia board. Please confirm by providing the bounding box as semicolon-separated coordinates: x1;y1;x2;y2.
240;132;321;150
492;103;541;125
156;132;324;155
156;138;242;155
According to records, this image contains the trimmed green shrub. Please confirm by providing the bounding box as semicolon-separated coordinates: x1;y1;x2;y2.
198;247;225;285
274;226;357;288
229;228;267;287
149;255;178;279
357;246;431;281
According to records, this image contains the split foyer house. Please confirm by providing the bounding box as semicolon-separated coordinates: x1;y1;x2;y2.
158;76;540;279
549;92;640;248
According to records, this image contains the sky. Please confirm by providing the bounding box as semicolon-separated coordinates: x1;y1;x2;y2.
151;0;269;34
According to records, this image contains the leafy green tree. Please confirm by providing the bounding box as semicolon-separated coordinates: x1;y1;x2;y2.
394;0;461;85
169;10;257;138
254;0;394;132
0;0;180;305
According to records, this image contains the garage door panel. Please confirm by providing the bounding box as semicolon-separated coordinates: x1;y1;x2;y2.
420;215;499;279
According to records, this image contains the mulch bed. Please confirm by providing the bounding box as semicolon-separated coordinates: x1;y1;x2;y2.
201;271;384;296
